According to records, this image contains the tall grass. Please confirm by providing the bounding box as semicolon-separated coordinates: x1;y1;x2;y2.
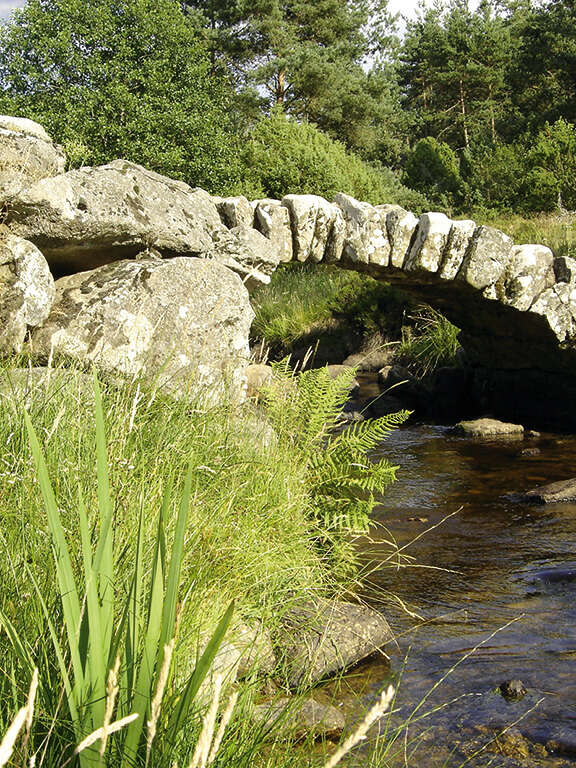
0;360;408;766
397;306;461;377
472;210;576;258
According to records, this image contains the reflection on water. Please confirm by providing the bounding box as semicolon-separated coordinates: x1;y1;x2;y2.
341;423;576;766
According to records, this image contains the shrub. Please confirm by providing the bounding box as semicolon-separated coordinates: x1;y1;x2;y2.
403;137;464;209
239;109;428;209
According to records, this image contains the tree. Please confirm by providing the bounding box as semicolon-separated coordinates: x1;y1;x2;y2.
183;0;404;160
404;136;465;207
240;108;428;209
399;0;515;151
0;0;243;192
510;0;576;132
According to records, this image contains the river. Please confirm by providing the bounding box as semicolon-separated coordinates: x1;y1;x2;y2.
324;410;576;767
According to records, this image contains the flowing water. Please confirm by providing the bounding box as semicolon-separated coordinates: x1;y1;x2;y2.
326;392;576;767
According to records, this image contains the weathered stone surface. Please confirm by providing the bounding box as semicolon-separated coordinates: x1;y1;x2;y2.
210;226;282;289
29;258;253;399
334;193;390;266
529;283;576;342
378;205;419;268
503;244;555;311
215;195;255;229
252;697;345;740
0;233;55;353
451;418;524;438
5;160;221;271
235;622;277;679
456;225;513;291
439;219;476;280
0;116;66;201
274;598;396;689
282;194;343;263
522;478;576;504
254;199;293;263
554;255;576;283
405;212;452;274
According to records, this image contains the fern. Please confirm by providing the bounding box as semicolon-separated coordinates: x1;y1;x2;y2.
263;362;409;535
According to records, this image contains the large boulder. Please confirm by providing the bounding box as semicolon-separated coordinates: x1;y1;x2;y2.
0;116;66;202
5;160;220;272
0;233;55;353
274;598;396;690
29;257;253;399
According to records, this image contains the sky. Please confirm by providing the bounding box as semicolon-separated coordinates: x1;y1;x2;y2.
0;0;430;20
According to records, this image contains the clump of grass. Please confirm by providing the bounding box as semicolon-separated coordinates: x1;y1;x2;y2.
251;263;413;356
397;306;461;377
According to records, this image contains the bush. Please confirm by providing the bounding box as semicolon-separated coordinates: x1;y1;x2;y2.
239;109;428;209
403;137;464;209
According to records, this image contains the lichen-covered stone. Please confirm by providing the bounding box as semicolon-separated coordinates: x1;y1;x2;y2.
29;258;253;400
275;598;396;689
335;193;390;265
438;219;476;280
530;283;576;342
451;418;524;438
405;212;453;274
503;244;555;311
282;194;342;262
379;205;419;268
0;116;66;202
456;225;513;291
254;199;293;263
5;160;221;272
209;226;282;289
0;233;55;353
215;195;255;229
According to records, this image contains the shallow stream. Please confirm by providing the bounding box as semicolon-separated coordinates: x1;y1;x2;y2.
327;396;576;767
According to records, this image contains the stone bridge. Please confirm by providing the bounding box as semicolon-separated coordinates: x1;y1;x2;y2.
215;191;576;429
2;115;575;428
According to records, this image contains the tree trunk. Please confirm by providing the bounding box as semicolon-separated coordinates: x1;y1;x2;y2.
276;69;286;105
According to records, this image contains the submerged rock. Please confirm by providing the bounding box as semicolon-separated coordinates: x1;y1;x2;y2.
251;697;345;741
521;478;576;504
450;418;524;438
499;679;528;701
274;598;396;690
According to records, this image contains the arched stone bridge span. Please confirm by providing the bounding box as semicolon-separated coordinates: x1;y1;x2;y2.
218;192;576;429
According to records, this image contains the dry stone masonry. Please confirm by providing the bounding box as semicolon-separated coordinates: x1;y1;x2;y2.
2;115;576;424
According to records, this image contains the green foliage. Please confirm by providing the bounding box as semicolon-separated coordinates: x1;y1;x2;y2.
263;362;408;536
0;374;233;765
251;263;414;355
398;306;462;377
240;110;428;208
0;0;243;192
404;136;464;208
184;0;402;159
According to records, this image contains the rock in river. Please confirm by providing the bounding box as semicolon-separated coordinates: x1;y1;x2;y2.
450;418;525;438
274;598;396;690
521;478;576;504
